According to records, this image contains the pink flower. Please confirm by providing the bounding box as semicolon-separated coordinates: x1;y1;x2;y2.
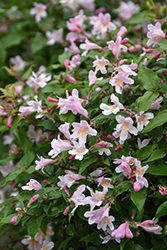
27;194;39;207
71;120;97;144
100;93;124;115
88;70;103;86
40;240;54;250
46;28;64;45
113;115;138;143
147;22;165;47
150;97;163;110
96;177;114;192
27;124;47;145
137;219;162;235
112;221;133;243
69;185;86;215
135;111;154;131
30;2;47;23
98;142;113;156
59;122;71;141
68;141;88;160
159;186;167;196
134;159;149;190
48;135;74;158
65;74;78;83
57;170;84;188
91;13;116;39
114;156;134;177
26;71;51;92
35;156;56;173
107;36;127;60
114;1;140;21
21;179;42;191
10;55;27;72
84;204;115;231
109;71;134;94
84;186;107;210
0;106;8;115
80;37;101;56
137;138;150;149
93;56;111;74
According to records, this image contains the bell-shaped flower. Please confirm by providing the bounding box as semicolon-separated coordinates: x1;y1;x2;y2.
135;111;154;131
68;141;88;160
10;55;28;72
114;1;140;21
107;36;127;60
46;28;64;45
35;156;56;173
111;221;133;243
30;2;47;23
113;115;138;143
68;185;86;215
93;55;111;74
146;22;165;47
88;70;103;86
84;204;115;231
137;219;162;235
71;120;97;144
100;93;124;115
84;186;107;210
21;179;42;191
57;170;84;188
109;72;134;94
80;37;101;56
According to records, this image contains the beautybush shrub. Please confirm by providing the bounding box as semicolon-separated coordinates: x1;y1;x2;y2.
0;0;167;249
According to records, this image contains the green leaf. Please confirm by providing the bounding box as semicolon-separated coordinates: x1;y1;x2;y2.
124;241;144;250
133;145;156;161
155;201;167;219
93;113;114;122
143;110;167;132
58;236;73;250
113;181;132;198
0;169;21;187
1;32;24;49
41;83;64;94
130;188;148;214
0;41;6;66
46;64;61;71
146;163;167;175
49;205;66;216
79;156;97;175
80;231;102;245
11;116;20;139
144;149;166;163
58;50;71;64
1;66;18;76
137;91;159;114
159;40;167;53
0;154;16;166
27;215;43;240
0;213;18;225
31;36;47;54
138;64;160;90
22;64;35;80
66;223;75;236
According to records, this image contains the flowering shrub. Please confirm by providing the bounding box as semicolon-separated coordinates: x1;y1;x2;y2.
0;0;167;249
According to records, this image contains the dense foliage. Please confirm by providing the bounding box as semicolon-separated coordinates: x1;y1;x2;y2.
0;0;167;249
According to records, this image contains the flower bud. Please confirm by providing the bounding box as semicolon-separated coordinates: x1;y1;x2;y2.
62;186;69;195
121;162;132;176
47;97;58;103
10;215;17;224
7;116;12;128
63;206;69;216
133;182;141;192
65;74;78;83
94;141;108;147
27;194;39;207
121;38;129;45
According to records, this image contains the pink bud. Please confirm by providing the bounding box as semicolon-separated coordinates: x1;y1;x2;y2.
117;26;127;37
63;206;69;216
114;145;120;152
133;182;141;192
101;132;107;136
6;103;12;107
47;97;58;103
121;162;132;176
131;211;136;219
107;134;115;140
27;194;39;207
50;104;58;109
140;220;154;226
7;116;12;128
62;186;69;195
94;7;106;15
121;38;129;45
16;148;22;152
154;19;164;23
64;59;70;71
162;70;167;74
145;49;160;54
43;179;49;184
94;141;108;147
153;52;163;60
128;45;142;52
11;215;17;224
69;155;76;161
65;74;78;83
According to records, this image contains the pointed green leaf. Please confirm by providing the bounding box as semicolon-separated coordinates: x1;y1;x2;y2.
143;110;167;132
130;188;148;214
137;91;158;114
138;64;160;90
146;163;167;175
144;149;166;163
27;215;44;240
79;156;97;175
113;181;132;198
